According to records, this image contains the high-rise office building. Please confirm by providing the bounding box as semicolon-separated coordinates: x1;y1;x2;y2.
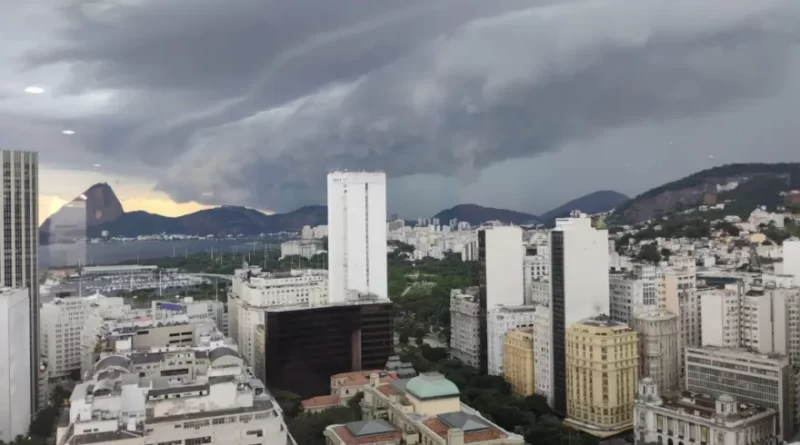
0;150;39;413
565;315;638;437
549;213;609;414
0;287;31;443
261;300;393;398
476;226;524;373
327;171;388;303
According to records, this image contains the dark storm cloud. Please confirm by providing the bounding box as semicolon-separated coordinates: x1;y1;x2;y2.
22;0;800;211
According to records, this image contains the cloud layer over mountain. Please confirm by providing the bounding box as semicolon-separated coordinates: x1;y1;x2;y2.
4;0;800;214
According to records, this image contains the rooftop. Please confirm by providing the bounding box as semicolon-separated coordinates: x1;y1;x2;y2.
332;370;398;387
659;391;773;423
405;372;460;400
423;413;506;444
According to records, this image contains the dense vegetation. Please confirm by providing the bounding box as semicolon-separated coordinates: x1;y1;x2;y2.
387;242;476;341
616;217;712;251
613;162;800;216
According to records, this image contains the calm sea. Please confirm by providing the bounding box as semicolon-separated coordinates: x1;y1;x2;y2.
40;239;280;270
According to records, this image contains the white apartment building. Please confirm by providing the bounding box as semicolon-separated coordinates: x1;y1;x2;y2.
449;288;481;369
41;296;92;379
609;265;658;324
480;226;525;308
57;346;293;445
685;346;793;440
549;213;610;414
387;225;477;261
44;294;128;381
327;171;388;303
280;239;324;259
661;264;699;386
0;288;31;443
701;285;800;363
228;267;328;367
700;288;741;349
486;305;536;376
532;306;551;401
634;377;778;445
783;239;800;287
523;254;549;304
530;280;550;306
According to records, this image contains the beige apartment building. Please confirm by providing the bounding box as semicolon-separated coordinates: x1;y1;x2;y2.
565;315;639;438
504;327;535;397
326;372;523;445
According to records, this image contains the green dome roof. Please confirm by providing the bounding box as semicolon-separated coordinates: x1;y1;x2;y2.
405;372;460;400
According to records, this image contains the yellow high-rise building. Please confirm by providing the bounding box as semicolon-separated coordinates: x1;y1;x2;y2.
565;315;639;438
503;327;535;397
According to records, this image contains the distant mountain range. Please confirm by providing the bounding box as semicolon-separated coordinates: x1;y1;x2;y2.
432;204;539;225
39;183;630;242
538;190;629;222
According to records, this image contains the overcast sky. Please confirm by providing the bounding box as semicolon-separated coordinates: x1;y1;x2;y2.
3;0;800;222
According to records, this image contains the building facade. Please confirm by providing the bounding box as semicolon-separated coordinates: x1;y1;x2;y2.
347;372;524;445
228;267;328;367
685;346;792;440
630;311;680;394
565;315;639;437
610;265;659;324
261;300;393;398
532;306;551;400
633;377;778;445
550;214;610;414
0;287;31;443
0;150;39;412
41;296;93;379
487;305;535;376
504;327;535;397
449;288;481;369
327;171;388;303
57;346;293;445
662;265;699;386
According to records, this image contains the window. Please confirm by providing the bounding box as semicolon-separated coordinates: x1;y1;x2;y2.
185;437;211;445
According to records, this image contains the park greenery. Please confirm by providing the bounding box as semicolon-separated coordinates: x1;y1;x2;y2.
387;242;476;342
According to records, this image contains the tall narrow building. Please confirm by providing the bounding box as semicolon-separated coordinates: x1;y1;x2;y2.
0;150;38;413
477;226;524;373
549;213;609;415
327;171;388;303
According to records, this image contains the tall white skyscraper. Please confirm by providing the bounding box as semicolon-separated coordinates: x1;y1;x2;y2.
482;226;525;309
549;213;609;414
0;150;39;413
327;171;388;303
0;287;31;443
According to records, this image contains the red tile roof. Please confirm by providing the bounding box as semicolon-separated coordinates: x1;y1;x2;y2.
302;394;340;409
422;418;507;444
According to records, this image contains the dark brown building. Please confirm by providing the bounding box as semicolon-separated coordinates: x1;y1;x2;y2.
261;300;393;398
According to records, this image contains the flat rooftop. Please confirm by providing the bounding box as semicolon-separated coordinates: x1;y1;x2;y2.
660;391;771;422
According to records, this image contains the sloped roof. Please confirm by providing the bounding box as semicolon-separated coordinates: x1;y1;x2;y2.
346;419;396;437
